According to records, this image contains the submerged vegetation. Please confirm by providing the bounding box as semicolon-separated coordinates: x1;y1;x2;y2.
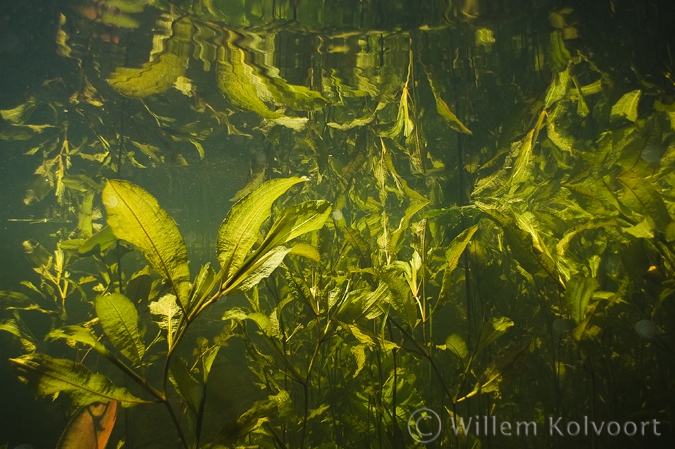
1;0;674;448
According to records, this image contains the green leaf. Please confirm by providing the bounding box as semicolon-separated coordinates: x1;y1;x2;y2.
201;345;220;384
436;97;472;134
257;200;332;256
611;90;641;123
187;263;217;314
475;317;514;355
103;180;191;309
95;293;145;366
444;334;468;359
617;172;672;232
565;275;599;324
544;67;570;108
77;226;117;256
216;390;291;445
384;274;418;328
46;325;111;358
387;200;430;259
9;353;149;407
439;225;479;303
148;294;182;347
0;318;37;352
225;246;292;294
169;356;203;415
217;177;306;281
289;242;321;262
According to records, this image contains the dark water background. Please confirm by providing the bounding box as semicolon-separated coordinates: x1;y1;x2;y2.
1;0;674;448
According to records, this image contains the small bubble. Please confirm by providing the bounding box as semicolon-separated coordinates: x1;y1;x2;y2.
331;209;344;221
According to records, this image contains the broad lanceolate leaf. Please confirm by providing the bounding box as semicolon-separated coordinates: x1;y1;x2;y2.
475;317;514;355
225;246;292;294
103;180;191;309
617;173;672;232
216;390;291;445
47;325;111;358
217;177;306;281
611;90;641;123
95;293;145;366
438;225;479;303
257;200;332;257
169;356;203;415
0;318;37;352
10;353;149;407
565;274;599;324
444;334;468;359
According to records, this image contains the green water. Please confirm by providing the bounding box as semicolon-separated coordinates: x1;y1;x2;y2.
1;0;674;448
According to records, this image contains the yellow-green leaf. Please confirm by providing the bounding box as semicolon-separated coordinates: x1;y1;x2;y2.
9;353;149;407
565;275;598;324
169;356;203;415
95;293;145;366
476;317;514;355
217;177;306;281
611;90;641;123
103;180;191;309
444;334;468;359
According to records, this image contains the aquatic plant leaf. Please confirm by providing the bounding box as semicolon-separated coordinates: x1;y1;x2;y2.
148;294;182;346
95;293;145;366
187;263;217;312
169;356;203;415
217;177;305;280
103;180;191;309
289;242;321;262
475;344;529;398
384;274;418;328
565;275;598;324
509;129;535;188
257;200;332;256
350;344;367;377
47;326;111;357
109;53;185;98
617;172;672;231
226;246;292;293
9;353;149;406
216;37;281;120
548;30;570;73
386;200;430;260
108;18;192;97
0;96;38;124
438;225;479;303
0;318;37;352
475;317;514;355
444;334;468;359
0;291;38;311
22;239;52;268
380;87;413;138
216;390;291;445
200;345;220;384
654;100;675;131
328;103;386;130
76;226;117;256
611;90;641;123
337;283;387;324
544;66;570;108
436;97;472;135
56;401;118;449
